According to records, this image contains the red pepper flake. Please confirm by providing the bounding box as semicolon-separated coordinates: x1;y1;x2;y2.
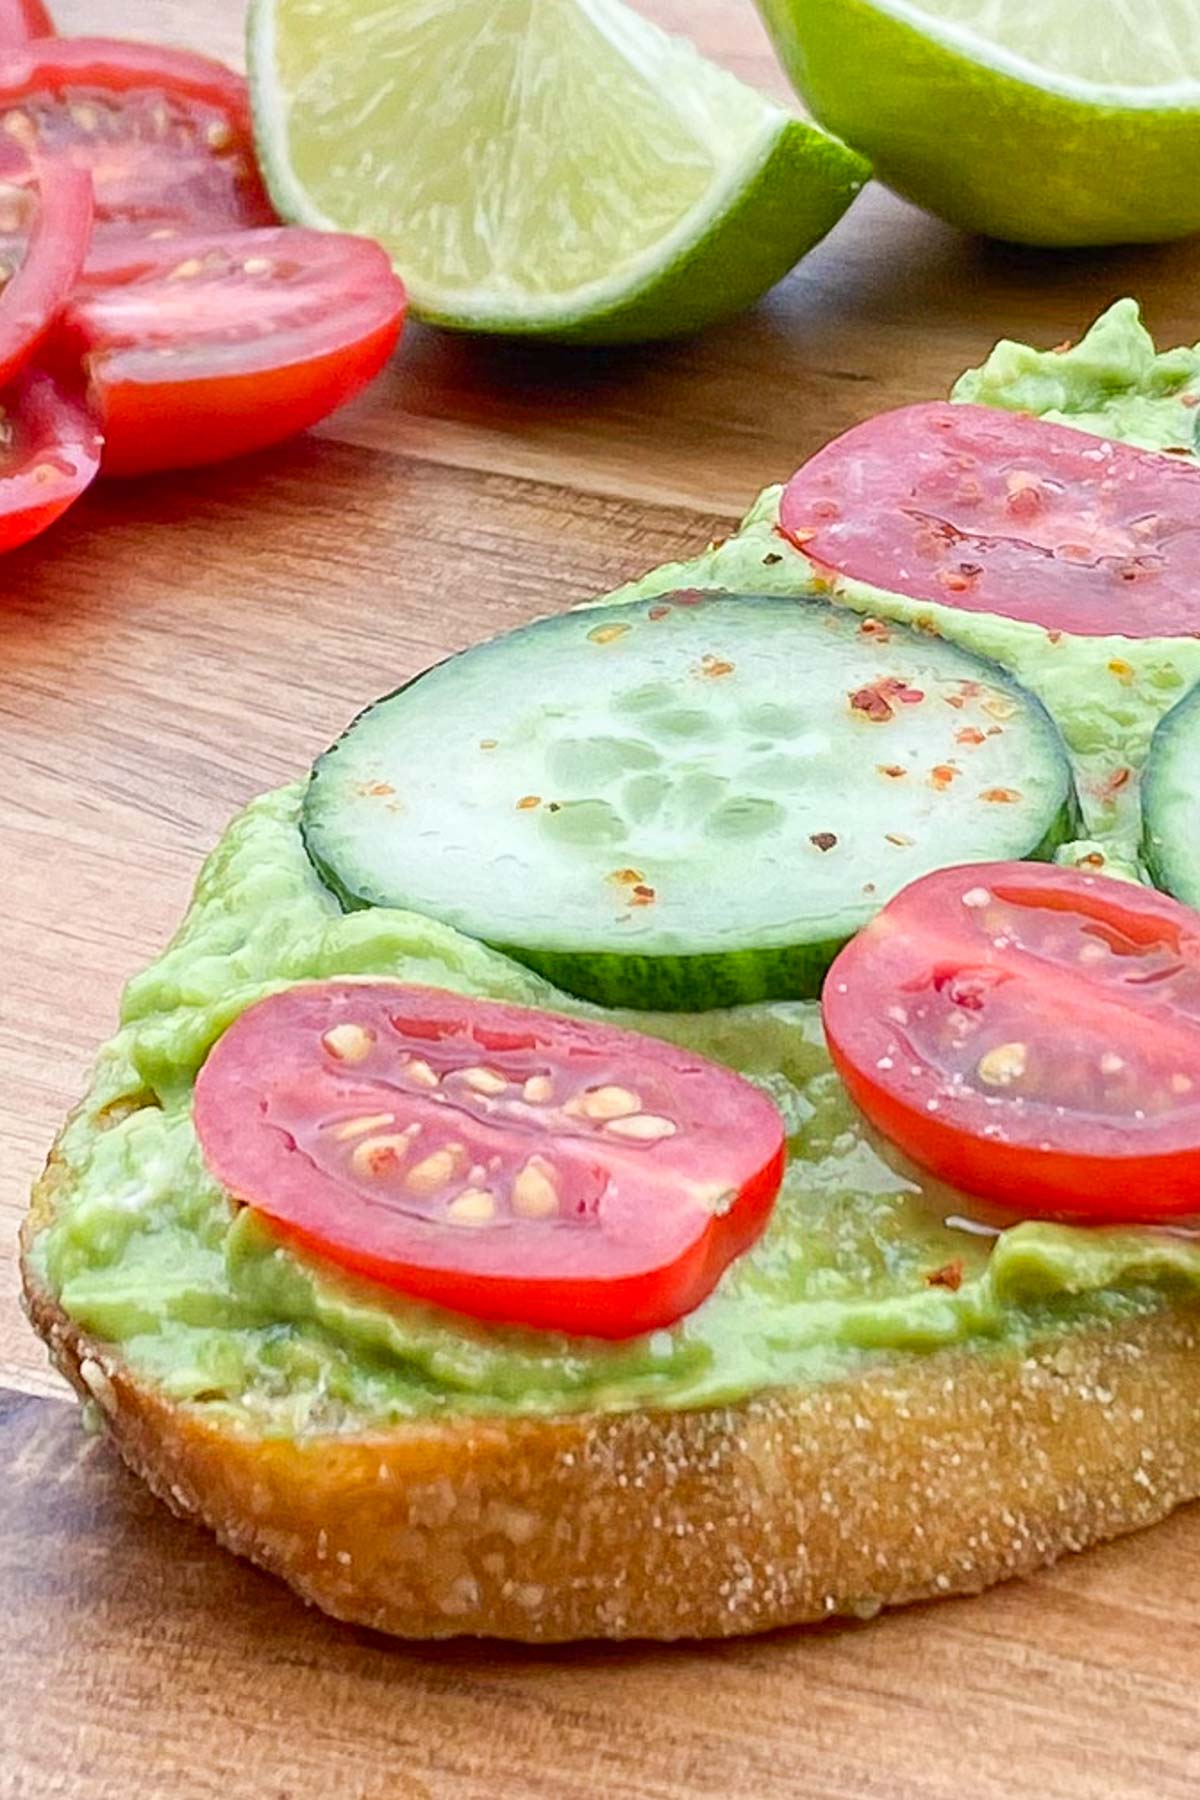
944;694;965;710
1078;851;1106;869
774;523;818;554
1101;766;1132;797
935;564;982;593
647;604;671;620
1052;339;1074;354
1182;392;1200;408
926;1261;964;1292
980;787;1021;804
929;763;958;791
631;884;657;906
849;677;926;721
359;781;395;797
671;588;709;606
858;617;891;642
851;684;894;721
1046;629;1064;645
810;831;838;852
516;795;542;811
956;726;987;747
877;763;907;779
698;653;735;678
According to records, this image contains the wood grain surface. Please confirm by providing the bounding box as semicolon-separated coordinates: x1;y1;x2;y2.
5;1;1200;1793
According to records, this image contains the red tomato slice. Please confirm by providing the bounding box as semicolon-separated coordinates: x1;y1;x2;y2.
0;0;53;42
0;39;274;235
193;982;786;1338
780;402;1200;639
0;366;100;550
823;861;1200;1222
0;154;90;385
59;226;406;476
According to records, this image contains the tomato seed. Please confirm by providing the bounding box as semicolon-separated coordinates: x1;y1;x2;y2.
605;1114;676;1141
321;1023;374;1064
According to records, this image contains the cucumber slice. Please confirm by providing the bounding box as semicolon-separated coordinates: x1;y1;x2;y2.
303;594;1078;1009
1143;684;1200;903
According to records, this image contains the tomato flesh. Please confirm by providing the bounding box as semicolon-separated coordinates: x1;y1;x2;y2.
781;402;1200;639
0;39;274;235
193;983;786;1338
0;365;100;550
0;153;90;385
0;0;53;42
60;226;406;476
823;862;1200;1221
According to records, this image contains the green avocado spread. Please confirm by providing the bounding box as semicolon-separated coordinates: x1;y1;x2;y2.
28;299;1200;1437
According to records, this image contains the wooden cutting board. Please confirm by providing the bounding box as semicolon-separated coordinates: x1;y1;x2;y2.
5;4;1200;1794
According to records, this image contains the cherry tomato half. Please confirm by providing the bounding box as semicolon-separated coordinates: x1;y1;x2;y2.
194;982;786;1338
0;366;101;550
0;38;274;236
823;861;1200;1222
0;154;91;386
0;0;53;43
781;402;1200;639
59;226;406;476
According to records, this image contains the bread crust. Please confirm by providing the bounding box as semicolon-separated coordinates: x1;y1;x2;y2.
21;1143;1200;1642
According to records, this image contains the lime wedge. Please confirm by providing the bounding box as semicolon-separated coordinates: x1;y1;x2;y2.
248;0;868;343
757;0;1200;245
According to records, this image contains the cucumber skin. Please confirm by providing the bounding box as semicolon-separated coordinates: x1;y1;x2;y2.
492;932;852;1013
488;796;1080;1010
309;799;1081;1013
303;595;1082;1013
1142;684;1200;903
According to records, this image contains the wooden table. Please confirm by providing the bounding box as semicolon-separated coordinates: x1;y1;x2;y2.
6;3;1200;1794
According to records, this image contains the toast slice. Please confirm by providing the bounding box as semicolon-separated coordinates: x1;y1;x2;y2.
22;1130;1200;1642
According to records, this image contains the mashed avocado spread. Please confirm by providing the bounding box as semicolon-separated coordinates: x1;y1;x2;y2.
29;300;1200;1436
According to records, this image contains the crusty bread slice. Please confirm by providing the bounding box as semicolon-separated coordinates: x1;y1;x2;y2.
21;1135;1200;1642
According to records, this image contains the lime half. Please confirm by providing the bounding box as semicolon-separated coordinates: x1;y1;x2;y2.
757;0;1200;245
248;0;868;343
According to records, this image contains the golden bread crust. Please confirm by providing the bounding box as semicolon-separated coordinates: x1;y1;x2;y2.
21;1141;1200;1641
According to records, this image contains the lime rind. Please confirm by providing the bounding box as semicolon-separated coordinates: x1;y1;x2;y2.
844;0;1200;106
249;0;868;342
758;0;1200;244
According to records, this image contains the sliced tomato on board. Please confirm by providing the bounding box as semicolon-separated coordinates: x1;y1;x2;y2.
194;982;786;1338
59;226;406;476
0;0;54;42
0;154;91;385
823;861;1200;1222
0;38;274;236
0;366;101;550
781;402;1200;639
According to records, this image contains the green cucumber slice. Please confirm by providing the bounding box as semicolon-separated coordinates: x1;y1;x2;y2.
1143;683;1200;903
303;594;1078;1009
